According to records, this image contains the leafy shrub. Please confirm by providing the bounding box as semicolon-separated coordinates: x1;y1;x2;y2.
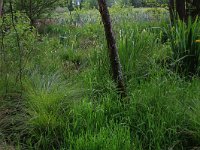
0;13;37;92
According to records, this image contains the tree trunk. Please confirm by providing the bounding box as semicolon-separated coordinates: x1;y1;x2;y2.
169;0;175;24
29;0;33;21
97;0;126;97
187;0;200;19
0;0;3;17
176;0;187;21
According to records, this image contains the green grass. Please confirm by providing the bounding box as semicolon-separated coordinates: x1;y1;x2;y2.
1;7;200;150
167;17;200;76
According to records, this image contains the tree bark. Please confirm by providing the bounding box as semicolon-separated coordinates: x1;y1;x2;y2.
97;0;126;97
176;0;187;21
0;0;3;17
169;0;175;24
187;0;200;19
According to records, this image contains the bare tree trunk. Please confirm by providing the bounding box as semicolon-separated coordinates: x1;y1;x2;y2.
169;0;175;24
97;0;126;97
29;0;34;25
187;0;200;18
0;0;3;17
176;0;187;21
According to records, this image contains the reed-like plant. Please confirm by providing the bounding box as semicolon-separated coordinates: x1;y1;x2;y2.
168;17;200;76
118;24;158;82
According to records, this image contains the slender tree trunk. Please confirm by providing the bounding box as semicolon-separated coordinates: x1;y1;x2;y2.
97;0;126;97
169;0;175;24
29;0;33;23
176;0;187;21
21;0;25;11
0;0;3;17
188;0;200;18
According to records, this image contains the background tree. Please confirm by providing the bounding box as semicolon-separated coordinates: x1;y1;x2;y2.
67;0;74;11
13;0;58;24
0;0;3;17
168;0;175;23
175;0;186;21
168;0;186;21
187;0;200;18
168;0;200;22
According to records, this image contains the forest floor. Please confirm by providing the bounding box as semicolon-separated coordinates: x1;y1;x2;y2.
1;7;200;150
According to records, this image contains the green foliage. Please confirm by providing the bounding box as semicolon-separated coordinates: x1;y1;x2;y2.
64;0;168;10
81;0;98;9
1;7;200;150
167;17;200;76
0;13;37;93
118;24;158;81
12;0;58;21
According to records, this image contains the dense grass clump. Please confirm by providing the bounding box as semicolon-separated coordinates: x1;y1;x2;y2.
1;7;200;150
167;17;200;77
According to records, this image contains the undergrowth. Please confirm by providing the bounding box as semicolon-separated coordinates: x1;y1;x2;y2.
1;7;200;150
